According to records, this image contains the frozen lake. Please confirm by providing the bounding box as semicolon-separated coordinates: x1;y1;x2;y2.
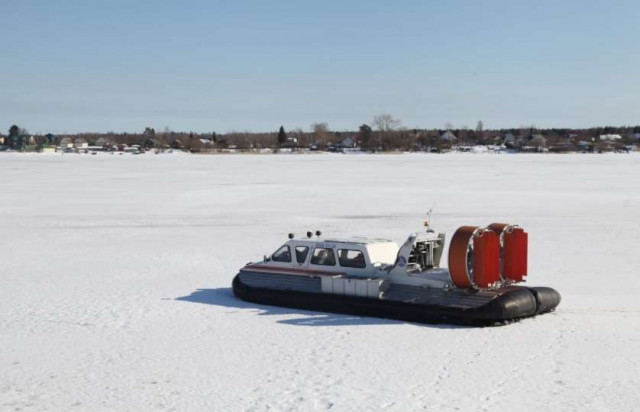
1;152;639;411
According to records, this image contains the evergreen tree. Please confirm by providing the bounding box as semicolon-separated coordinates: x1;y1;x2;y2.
9;125;19;138
358;124;372;149
8;124;21;149
277;126;287;145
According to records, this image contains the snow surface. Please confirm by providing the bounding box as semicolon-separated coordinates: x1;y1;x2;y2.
1;152;639;411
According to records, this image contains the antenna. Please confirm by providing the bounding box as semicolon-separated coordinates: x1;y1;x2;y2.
425;204;436;232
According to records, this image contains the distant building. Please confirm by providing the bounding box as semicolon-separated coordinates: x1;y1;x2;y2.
96;137;114;147
341;136;356;148
44;133;56;144
577;140;595;152
60;137;74;149
530;135;547;148
440;131;457;141
74;138;88;149
600;134;622;141
503;133;516;146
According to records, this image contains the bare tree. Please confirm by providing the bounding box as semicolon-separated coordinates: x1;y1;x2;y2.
519;124;536;139
475;120;485;144
370;114;403;151
311;122;331;146
372;114;401;132
157;126;173;148
311;122;329;133
459;126;469;145
290;127;307;147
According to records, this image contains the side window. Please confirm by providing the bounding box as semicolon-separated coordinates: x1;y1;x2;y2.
272;245;291;262
338;249;366;268
310;247;336;266
295;246;309;264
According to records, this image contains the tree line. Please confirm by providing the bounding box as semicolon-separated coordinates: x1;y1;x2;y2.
2;116;640;152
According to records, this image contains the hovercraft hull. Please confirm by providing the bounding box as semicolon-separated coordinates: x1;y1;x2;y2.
232;272;560;326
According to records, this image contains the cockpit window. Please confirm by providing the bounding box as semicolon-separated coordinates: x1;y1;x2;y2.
295;246;309;263
338;249;366;268
310;247;336;266
272;245;291;262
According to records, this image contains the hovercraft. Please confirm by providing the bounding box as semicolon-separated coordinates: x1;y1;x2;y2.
232;222;560;326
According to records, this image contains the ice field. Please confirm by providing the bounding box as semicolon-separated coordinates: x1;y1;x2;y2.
1;152;639;411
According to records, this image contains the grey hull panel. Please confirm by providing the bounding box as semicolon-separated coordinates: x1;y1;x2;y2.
239;270;520;310
240;271;321;293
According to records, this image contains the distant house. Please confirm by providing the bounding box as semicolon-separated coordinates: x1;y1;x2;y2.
515;135;528;147
548;136;575;153
74;138;88;149
59;137;73;149
600;134;622;141
440;131;457;141
503;133;516;147
530;135;547;148
96;137;114;147
633;133;640;141
341;136;356;148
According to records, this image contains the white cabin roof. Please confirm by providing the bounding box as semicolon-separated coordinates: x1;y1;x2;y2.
322;237;394;245
282;236;399;266
286;237;393;246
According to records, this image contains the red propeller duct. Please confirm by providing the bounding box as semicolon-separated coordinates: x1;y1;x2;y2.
488;223;528;283
448;226;500;289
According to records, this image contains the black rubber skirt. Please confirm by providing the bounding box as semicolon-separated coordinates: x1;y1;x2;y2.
232;275;561;326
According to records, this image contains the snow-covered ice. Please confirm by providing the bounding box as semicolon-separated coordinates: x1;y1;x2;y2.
1;152;639;411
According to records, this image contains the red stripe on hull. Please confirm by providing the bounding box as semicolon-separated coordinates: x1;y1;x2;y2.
242;264;346;277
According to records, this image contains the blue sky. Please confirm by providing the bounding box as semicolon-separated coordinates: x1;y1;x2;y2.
2;0;639;134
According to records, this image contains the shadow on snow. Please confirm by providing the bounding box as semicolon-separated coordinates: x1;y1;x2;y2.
175;287;467;329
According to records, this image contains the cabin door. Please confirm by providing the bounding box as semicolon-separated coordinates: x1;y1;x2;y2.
293;244;310;267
